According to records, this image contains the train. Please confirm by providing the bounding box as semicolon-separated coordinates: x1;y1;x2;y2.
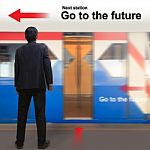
0;32;150;123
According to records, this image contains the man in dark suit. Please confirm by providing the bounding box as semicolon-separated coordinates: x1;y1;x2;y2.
14;27;53;149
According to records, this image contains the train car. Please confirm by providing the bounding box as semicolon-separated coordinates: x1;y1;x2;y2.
0;32;150;123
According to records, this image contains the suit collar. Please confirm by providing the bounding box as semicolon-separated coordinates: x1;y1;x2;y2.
28;41;36;43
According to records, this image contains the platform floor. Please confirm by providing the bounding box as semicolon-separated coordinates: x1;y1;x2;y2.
1;124;150;150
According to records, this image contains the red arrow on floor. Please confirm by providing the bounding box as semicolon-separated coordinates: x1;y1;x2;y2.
9;9;49;22
74;127;83;144
121;85;145;92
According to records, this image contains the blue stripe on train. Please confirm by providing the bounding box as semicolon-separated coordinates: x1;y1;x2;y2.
0;60;149;123
0;85;148;123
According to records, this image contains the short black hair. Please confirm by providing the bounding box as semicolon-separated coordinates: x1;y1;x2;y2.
25;27;38;42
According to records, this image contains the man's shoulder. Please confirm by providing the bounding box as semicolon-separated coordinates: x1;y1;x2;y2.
16;44;26;53
16;43;48;54
38;43;48;49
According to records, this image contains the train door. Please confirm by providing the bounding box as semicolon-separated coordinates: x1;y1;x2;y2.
145;32;150;119
128;33;150;119
63;33;93;119
94;33;128;119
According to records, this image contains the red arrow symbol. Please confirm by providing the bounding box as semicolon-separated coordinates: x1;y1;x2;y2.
146;82;150;97
9;9;49;22
121;85;145;92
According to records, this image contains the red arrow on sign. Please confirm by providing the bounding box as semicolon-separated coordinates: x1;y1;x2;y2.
9;9;49;22
121;85;145;92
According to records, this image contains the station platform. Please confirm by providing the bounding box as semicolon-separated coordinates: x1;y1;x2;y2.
1;124;150;150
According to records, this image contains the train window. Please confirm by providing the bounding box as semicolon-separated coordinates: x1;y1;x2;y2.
99;43;127;60
0;44;23;77
83;50;92;65
146;45;150;60
0;44;56;78
145;33;150;77
148;33;150;42
64;48;74;68
146;33;150;60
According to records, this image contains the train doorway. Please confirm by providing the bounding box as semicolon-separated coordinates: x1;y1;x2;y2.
63;33;93;119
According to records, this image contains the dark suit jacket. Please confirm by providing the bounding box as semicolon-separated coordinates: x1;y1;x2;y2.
14;41;53;91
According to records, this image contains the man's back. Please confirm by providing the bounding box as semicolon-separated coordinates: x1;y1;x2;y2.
15;41;53;90
15;27;52;149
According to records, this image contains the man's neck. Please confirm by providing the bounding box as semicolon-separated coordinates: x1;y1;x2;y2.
28;41;36;43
